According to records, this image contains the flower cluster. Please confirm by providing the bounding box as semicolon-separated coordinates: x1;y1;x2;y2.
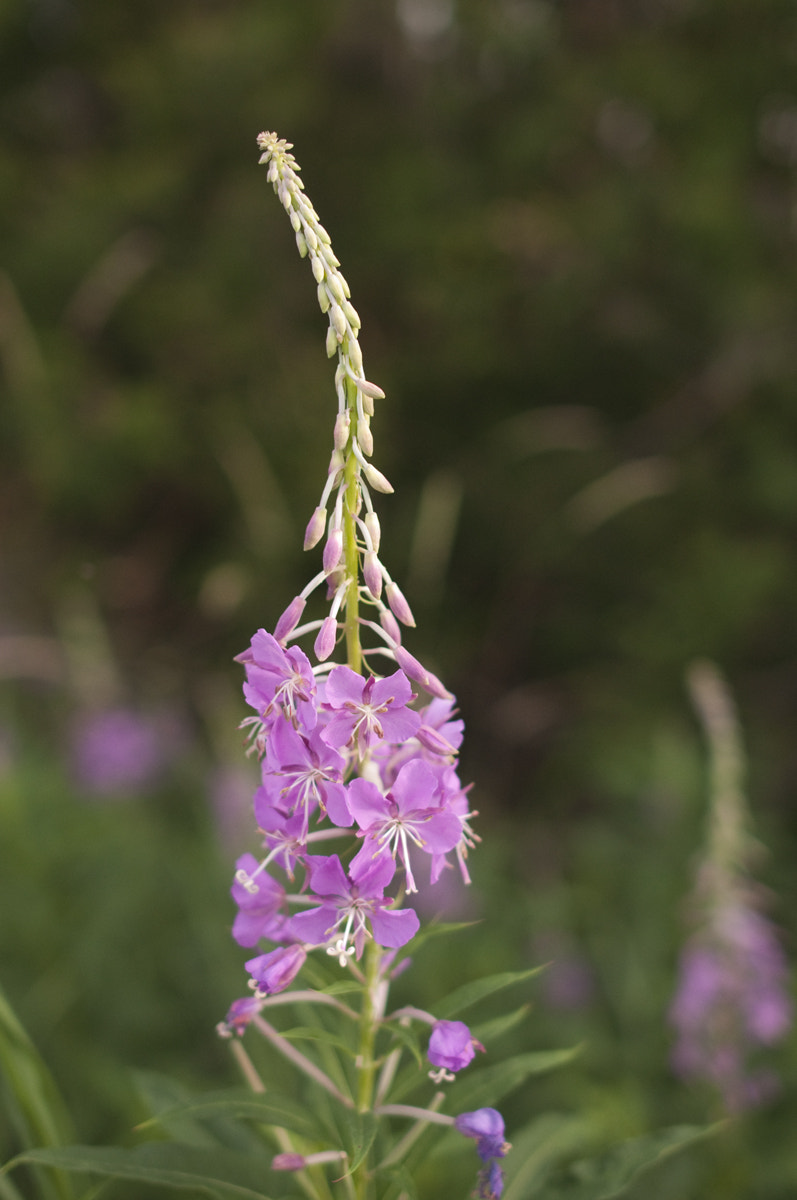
214;131;507;1199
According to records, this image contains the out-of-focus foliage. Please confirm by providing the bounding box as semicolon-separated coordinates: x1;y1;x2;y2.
2;0;797;1196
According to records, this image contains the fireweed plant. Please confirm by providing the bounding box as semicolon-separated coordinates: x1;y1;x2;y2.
669;662;792;1113
2;133;735;1200
214;131;518;1200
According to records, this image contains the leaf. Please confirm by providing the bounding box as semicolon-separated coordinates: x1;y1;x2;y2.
277;1026;355;1058
4;1144;278;1200
0;981;75;1200
533;1123;726;1200
404;922;479;955
381;1021;423;1070
448;1047;581;1111
434;968;545;1020
340;1110;378;1175
502;1114;594;1200
134;1087;319;1141
472;1004;532;1046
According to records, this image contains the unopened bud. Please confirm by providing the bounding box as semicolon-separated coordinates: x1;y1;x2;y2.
326;325;338;357
392;646;453;699
342;300;361;329
363;463;394;494
317;283;330;313
311;254;325;283
273;596;306;644
348;340;363;374
355;378;386;400
314;615;338;661
316;222;332;245
295;231;308;258
357;417;373;457
364;551;383;599
328;448;345;477
323;527;343;575
326;274;345;305
365;511;381;552
330;303;347;339
304;506;327;551
289;210;301;233
380;609;402;646
272;1155;306;1172
333;410;351;451
304;226;318;252
386;581;415;627
417;724;458;757
362;393;375;416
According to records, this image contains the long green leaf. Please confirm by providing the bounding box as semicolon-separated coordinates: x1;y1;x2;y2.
135;1088;320;1141
534;1123;726;1200
0;982;75;1200
434;968;544;1019
4;1144;278;1200
448;1047;580;1111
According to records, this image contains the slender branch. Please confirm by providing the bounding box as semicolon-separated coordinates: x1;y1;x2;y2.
252;1015;354;1109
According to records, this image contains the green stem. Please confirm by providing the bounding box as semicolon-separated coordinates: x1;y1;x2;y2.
342;379;362;675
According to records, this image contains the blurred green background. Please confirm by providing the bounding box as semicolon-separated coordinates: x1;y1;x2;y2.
2;0;797;1195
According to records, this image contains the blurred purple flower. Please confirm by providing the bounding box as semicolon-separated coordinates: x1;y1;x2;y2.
427;1019;482;1074
670;900;792;1112
70;706;172;797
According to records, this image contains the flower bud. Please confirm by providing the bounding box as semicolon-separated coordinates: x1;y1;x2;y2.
365;511;381;552
428;1020;482;1074
326;273;345;304
304;506;327;550
326;325;338;357
330;303;347;339
295;231;308;257
363;463;394;494
273;596;306;644
289;210;301;233
304;226;318;252
386;581;415;627
317;282;330;313
364;551;383;599
343;300;361;329
357;416;373;457
333;410;351;451
348;340;364;374
314;615;338;661
246;944;307;997
323;527;343;574
380;609;402;646
311;254;325;283
355;378;385;400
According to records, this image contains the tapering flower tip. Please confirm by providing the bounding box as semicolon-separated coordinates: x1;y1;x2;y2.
454;1109;509;1162
354;377;386;400
314;615;338;661
333;410;351;451
362;463;394;494
218;996;262;1038
365;510;381;552
318;283;331;314
245;944;307;997
364;550;383;599
304;506;327;551
273;596;306;644
393;645;454;700
386;581;416;627
357;416;374;457
323;527;344;575
272;1155;305;1172
379;608;402;646
325;324;338;356
417;723;459;757
428;1020;482;1074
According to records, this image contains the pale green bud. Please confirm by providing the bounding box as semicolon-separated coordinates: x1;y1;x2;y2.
330;303;347;339
289;210;301;233
342;301;360;330
315;222;332;245
311;254;325;284
317;283;330;313
355;378;385;400
362;393;375;417
348;341;363;374
333;410;350;450
295;231;308;257
326;325;338;357
304;226;318;252
326;274;346;305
